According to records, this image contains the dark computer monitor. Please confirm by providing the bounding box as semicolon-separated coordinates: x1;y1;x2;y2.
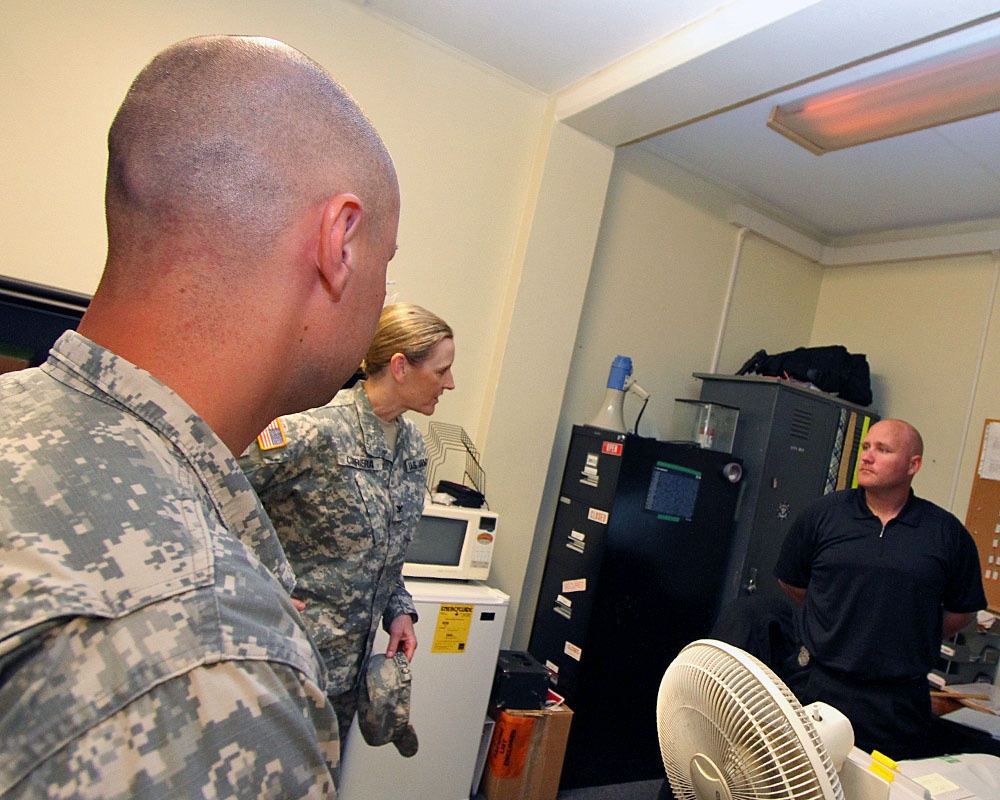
0;275;90;372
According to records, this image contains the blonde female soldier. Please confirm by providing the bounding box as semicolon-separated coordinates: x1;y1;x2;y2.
240;303;455;743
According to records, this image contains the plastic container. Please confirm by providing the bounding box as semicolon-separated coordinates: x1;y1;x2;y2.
672;399;739;453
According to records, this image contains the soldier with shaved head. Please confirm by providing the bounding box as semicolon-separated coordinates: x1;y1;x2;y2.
0;35;399;798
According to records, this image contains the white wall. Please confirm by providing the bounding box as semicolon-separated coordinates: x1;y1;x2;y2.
480;122;615;645
811;255;1000;513
954;257;1000;517
714;232;824;375
1;0;547;455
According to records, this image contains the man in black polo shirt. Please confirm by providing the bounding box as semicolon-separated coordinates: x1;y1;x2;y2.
775;418;987;759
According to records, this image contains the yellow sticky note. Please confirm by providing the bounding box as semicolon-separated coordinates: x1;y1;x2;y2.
913;774;961;796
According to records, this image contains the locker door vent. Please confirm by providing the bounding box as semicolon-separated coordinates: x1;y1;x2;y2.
788;407;815;441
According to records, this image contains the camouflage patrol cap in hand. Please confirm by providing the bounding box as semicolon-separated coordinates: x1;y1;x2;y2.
357;651;419;757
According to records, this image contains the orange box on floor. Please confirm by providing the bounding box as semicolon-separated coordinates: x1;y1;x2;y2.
481;705;573;800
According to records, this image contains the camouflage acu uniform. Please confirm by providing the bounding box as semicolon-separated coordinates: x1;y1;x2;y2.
0;332;339;799
240;382;424;737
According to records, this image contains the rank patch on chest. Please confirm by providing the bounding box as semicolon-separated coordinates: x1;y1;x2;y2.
257;418;288;450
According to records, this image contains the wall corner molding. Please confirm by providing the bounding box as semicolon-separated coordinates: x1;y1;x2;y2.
728;204;1000;266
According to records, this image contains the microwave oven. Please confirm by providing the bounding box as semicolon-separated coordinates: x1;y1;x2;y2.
402;502;497;581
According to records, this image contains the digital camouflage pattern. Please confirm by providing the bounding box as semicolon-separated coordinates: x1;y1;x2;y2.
0;331;339;799
357;651;418;757
240;382;424;720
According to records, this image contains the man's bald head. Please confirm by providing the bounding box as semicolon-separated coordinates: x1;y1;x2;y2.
878;419;924;459
76;36;400;454
104;35;397;271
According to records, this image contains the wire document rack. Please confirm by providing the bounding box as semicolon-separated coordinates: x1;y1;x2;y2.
425;422;486;499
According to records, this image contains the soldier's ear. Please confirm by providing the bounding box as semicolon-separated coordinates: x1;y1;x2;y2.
317;194;363;300
389;353;407;383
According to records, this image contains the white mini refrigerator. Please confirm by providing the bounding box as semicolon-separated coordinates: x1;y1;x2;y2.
339;578;509;800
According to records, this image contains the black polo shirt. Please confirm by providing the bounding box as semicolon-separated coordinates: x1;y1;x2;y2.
775;488;985;679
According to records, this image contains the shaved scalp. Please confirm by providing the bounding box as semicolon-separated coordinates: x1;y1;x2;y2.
895;419;924;457
105;35;395;274
878;418;924;457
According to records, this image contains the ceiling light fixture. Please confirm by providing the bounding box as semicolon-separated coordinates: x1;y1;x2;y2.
767;34;1000;155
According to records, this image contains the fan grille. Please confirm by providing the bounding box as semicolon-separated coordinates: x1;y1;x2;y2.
657;640;844;800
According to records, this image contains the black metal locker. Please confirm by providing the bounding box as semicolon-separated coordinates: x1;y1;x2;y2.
695;373;878;605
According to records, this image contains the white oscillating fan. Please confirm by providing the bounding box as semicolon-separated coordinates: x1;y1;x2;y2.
657;639;1000;800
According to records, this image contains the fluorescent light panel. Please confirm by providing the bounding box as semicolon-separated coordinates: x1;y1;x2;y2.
768;34;1000;155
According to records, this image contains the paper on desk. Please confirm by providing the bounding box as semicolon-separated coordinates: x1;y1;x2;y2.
942;683;1000;739
945;707;1000;739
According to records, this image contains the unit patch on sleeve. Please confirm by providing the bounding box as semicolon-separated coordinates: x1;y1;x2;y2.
256;418;288;450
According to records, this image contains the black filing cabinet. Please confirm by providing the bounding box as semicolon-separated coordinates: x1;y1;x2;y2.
528;425;743;789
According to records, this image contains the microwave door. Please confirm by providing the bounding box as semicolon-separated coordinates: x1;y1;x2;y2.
408;515;466;567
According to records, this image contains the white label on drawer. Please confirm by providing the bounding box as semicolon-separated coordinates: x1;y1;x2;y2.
564;641;583;661
562;578;587;593
588;508;609;525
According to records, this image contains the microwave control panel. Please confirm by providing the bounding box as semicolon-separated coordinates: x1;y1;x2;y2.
472;513;497;569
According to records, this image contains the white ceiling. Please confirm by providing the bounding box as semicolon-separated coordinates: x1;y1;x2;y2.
347;0;1000;244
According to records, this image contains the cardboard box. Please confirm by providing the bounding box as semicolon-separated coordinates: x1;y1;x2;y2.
481;705;573;800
